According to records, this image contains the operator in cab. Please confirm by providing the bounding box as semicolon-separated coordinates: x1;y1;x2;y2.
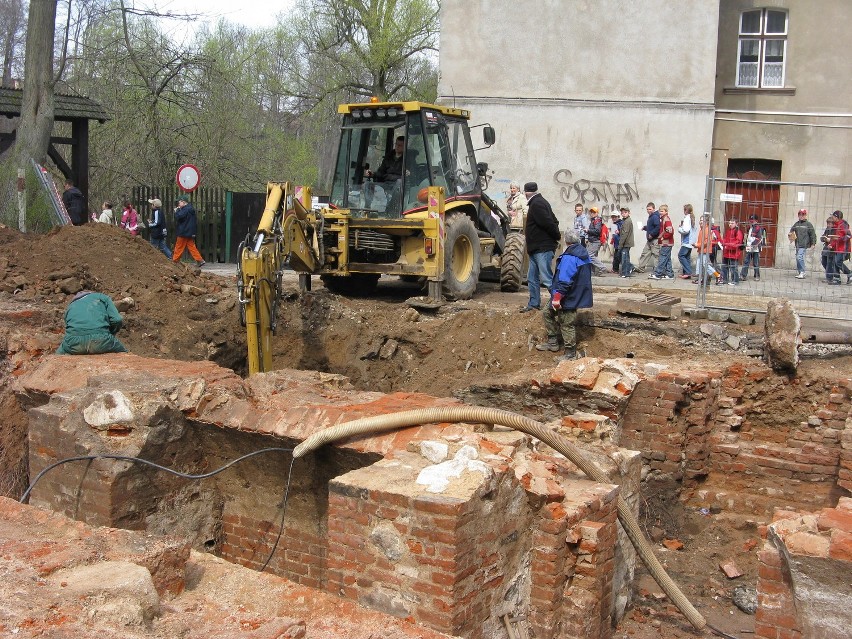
365;136;404;184
56;290;127;355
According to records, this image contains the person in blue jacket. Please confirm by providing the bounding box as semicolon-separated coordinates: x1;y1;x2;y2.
57;291;127;355
172;196;205;266
535;229;594;361
147;198;172;259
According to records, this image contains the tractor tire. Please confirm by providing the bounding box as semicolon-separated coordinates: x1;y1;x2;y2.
443;214;480;300
320;273;380;296
499;233;527;292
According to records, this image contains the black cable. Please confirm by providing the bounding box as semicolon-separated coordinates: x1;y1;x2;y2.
706;623;743;639
259;453;296;573
20;446;297;573
20;447;294;504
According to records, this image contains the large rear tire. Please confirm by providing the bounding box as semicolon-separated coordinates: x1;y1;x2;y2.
442;214;480;300
320;273;380;296
499;233;527;292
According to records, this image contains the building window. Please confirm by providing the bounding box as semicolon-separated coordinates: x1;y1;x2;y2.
736;9;787;88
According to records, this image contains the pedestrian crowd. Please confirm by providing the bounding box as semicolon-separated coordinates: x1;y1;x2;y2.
510;180;851;361
60;180;206;268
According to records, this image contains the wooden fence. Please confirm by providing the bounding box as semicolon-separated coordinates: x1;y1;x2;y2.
132;185;228;263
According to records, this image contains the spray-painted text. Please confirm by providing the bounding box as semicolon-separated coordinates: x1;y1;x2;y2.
554;169;640;211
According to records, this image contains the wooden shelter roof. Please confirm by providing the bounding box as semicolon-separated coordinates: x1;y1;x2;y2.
0;87;109;122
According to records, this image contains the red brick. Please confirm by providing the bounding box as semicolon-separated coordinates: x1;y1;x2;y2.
818;508;852;533
784;531;830;558
829;530;852;561
758;562;784;582
412;494;465;516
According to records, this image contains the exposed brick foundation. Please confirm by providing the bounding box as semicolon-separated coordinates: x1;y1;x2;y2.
19;357;640;639
15;354;852;638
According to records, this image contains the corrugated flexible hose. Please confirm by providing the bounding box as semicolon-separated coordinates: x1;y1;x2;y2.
293;405;707;631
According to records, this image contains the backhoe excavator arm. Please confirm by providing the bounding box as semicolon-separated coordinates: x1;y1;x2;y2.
239;182;317;375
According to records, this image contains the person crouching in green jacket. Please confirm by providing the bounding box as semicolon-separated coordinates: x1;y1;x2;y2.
57;291;127;355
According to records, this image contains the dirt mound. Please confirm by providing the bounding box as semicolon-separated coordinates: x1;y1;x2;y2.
0;223;245;369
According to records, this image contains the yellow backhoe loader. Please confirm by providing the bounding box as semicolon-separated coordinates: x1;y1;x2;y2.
238;101;526;374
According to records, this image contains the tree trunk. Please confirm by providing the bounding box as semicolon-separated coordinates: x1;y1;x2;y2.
13;0;57;167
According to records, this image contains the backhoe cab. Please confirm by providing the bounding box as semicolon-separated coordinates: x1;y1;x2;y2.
320;101;512;300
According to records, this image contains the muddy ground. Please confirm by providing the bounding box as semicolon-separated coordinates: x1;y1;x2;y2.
1;223;850;639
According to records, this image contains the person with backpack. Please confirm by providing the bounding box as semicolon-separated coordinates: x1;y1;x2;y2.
584;207;611;275
147;198;172;259
740;214;766;281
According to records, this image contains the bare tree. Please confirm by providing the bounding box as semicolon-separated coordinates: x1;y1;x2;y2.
0;0;25;86
13;0;59;167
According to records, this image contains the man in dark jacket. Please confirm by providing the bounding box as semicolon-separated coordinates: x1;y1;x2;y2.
535;229;593;360
521;182;561;312
57;291;127;355
62;180;87;226
147;198;172;259
172;196;205;267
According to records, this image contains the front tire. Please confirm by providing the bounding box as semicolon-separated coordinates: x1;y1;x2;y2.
443;214;480;300
500;233;527;292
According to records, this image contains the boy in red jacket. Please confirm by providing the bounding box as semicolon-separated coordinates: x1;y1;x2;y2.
721;218;744;285
649;204;675;279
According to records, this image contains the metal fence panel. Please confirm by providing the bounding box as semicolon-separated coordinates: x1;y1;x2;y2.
695;177;852;321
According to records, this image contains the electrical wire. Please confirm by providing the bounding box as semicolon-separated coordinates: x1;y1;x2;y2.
259;453;296;573
706;624;743;639
19;447;296;572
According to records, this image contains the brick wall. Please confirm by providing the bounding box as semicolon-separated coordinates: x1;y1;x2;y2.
618;362;851;518
700;365;850;515
220;514;327;589
835;379;852;493
532;486;619;639
327;453;620;639
620;370;721;486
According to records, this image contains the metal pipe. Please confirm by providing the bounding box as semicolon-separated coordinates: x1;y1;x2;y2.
802;331;852;344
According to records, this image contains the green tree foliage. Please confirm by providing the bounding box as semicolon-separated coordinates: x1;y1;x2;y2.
294;0;439;102
7;0;439;215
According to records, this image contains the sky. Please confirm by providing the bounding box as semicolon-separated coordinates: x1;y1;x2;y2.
139;0;297;30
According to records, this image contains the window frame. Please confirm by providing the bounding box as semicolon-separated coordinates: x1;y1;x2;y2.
735;8;788;89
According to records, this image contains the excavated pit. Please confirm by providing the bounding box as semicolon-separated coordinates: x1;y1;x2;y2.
1;223;851;639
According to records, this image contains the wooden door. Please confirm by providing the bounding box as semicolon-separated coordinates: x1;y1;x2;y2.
723;171;780;267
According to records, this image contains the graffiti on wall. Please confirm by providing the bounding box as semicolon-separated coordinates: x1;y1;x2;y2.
554;169;640;212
